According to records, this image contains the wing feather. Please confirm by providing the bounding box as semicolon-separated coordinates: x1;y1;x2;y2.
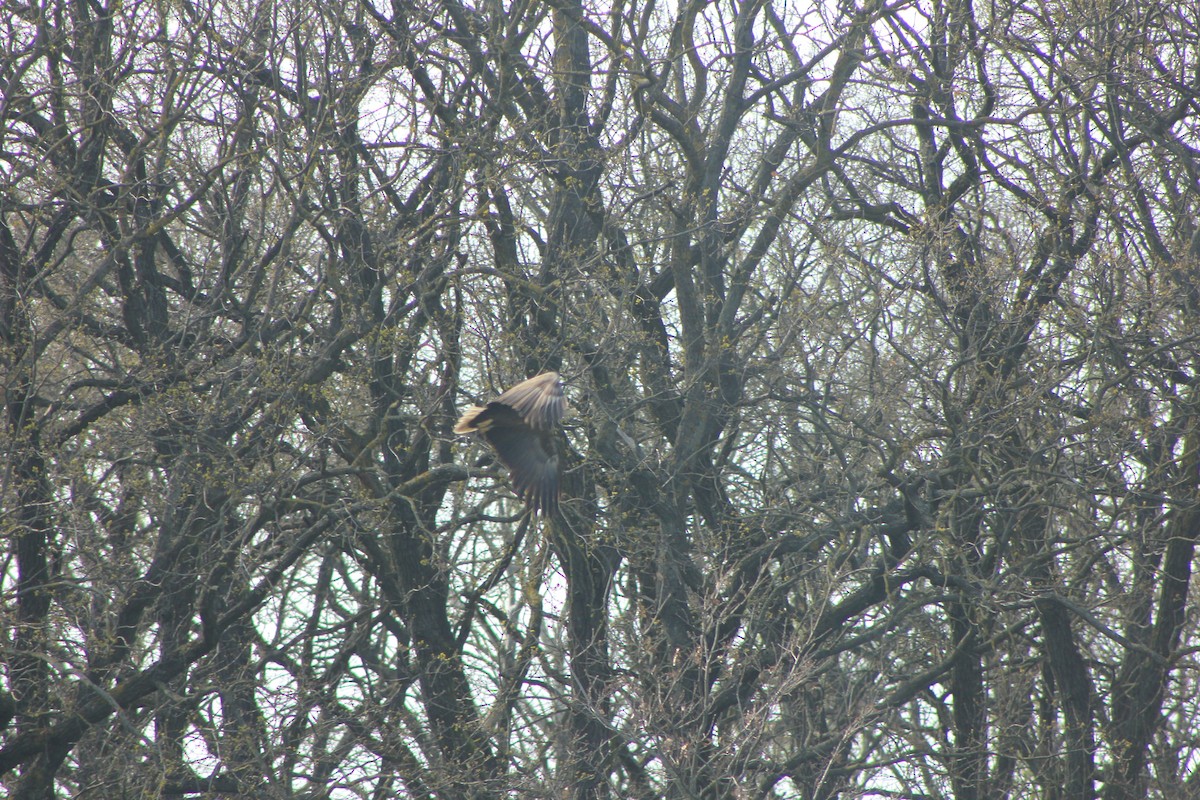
493;372;564;430
481;425;559;514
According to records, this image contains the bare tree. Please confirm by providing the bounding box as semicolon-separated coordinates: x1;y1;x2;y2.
3;0;1200;798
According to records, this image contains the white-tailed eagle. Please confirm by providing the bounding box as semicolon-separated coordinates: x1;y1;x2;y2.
454;372;566;514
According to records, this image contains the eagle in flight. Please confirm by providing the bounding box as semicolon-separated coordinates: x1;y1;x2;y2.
454;372;566;514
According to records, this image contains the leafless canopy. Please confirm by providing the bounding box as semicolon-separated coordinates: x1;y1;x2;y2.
3;0;1200;799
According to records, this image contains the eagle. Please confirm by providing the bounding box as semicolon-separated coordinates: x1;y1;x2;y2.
454;372;566;514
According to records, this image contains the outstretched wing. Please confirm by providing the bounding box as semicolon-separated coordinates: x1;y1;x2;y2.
492;371;565;430
479;421;560;514
454;372;566;514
